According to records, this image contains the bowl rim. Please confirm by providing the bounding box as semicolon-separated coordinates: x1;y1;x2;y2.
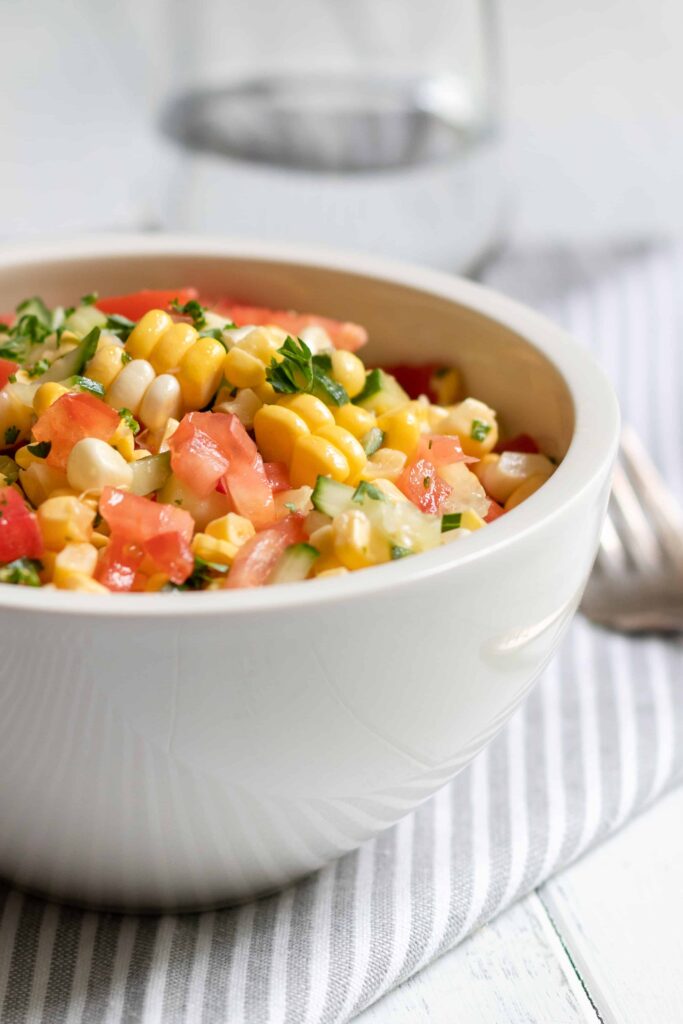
0;234;620;617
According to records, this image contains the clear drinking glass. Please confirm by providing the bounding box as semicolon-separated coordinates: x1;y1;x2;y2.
159;0;503;271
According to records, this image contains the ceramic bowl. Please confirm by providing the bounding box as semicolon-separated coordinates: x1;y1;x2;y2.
0;237;619;910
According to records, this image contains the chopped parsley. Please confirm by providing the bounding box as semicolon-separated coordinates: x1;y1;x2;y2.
441;512;462;532
352;480;386;503
355;368;382;404
119;408;140;435
27;358;50;378
26;441;51;459
0;557;43;587
80;292;98;306
266;336;349;407
470;419;492;442
390;545;412;560
105;314;136;343
64;375;105;398
171;298;207;329
4;425;20;446
121;350;132;364
164;556;229;591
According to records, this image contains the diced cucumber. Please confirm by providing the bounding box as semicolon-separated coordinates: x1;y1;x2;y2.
355;369;409;416
268;543;319;585
361;426;385;456
41;327;101;383
63;305;107;338
311;476;354;518
63;375;105;398
16;297;52;328
129;451;172;496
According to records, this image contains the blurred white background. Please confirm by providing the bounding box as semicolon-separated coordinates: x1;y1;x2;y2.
2;0;682;247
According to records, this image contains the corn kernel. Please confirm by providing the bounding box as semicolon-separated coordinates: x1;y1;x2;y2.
290;434;350;488
332;403;376;438
361;448;407;483
178;336;226;410
37;495;95;550
430;368;460;405
442;397;499;457
191;532;237;567
18;463;69;506
33;382;69;416
236;327;283;363
458;509;487;530
205;512;255;547
224;346;266;389
40;550;57;582
330;350;366;398
371;478;408;503
14;446;36;470
308;523;334;554
315;566;349;578
504;473;548;511
315;424;367;485
0;389;33;446
149;322;197;374
126;309;174;360
110;423;136;461
332;509;389;570
213;387;263;428
58;571;109;594
377;405;422;456
90;531;110;549
145;572;170;591
253;405;310;464
85;343;127;389
53;542;98;587
277;394;334;431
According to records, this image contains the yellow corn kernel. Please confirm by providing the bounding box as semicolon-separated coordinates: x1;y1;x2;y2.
316;566;350;578
156;417;180;454
58;571;109;594
332;509;389;570
236;327;283;363
254;381;277;404
148;322;197;374
56;330;80;352
224;346;266;389
85;343;127;389
18;463;69;506
458;509;487;530
290;434;350;488
274;486;313;517
361;447;407;483
90;531;110;549
146;572;171;591
53;542;99;588
431;368;460;406
308;523;334;555
377;405;422;457
37;495;96;550
213;387;263;428
371;478;408;503
14;445;36;470
278;394;334;431
126;309;174;360
110;422;136;461
205;512;255;548
253;405;310;464
504;473;548;511
442;397;499;458
332;403;376;439
315;424;366;485
330;350;366;398
0;389;33;446
32;382;69;416
39;550;57;582
177;336;226;410
191;532;237;567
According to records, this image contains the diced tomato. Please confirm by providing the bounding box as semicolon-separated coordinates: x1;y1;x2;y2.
418;434;478;467
383;363;441;401
211;303;368;352
32;392;120;471
95;288;199;321
397;456;452;515
484;499;505;522
144;531;194;585
264;462;290;493
99;487;194;546
0;358;18;389
95;535;144;592
226;515;305;589
170;411;275;528
494;433;539;455
0;314;13;327
0;486;44;563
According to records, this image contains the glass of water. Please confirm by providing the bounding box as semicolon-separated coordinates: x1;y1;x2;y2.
159;0;503;271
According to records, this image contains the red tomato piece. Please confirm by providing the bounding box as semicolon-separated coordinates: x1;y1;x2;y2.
418;434;478;467
169;413;232;497
226;515;305;589
264;462;291;493
95;288;199;321
144;531;194;584
32;392;120;470
0;358;18;389
95;536;144;592
211;303;368;352
382;363;441;401
0;314;13;327
484;499;505;522
0;486;44;563
397;456;452;515
494;433;539;455
99;487;194;546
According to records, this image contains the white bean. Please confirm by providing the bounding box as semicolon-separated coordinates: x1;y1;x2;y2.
66;438;133;493
105;359;156;416
138;374;182;431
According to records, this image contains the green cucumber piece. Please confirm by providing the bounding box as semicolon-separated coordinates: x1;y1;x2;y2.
361;426;385;456
63;305;107;338
129;451;172;496
63;375;105;398
268;543;319;585
355;369;409;415
41;327;101;383
311;476;354;518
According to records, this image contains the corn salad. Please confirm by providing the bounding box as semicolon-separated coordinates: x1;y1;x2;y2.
0;288;557;592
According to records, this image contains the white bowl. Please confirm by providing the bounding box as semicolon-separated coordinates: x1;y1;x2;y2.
0;236;619;910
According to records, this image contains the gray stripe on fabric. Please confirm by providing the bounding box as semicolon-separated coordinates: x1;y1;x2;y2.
317;850;359;1024
283;873;324;1024
392;796;436;984
348;826;398;1019
157;918;198;1024
591;632;623;843
631;641;661;810
39;906;84;1024
433;764;476;958
120;916;160;1023
1;896;45;1024
80;915;123;1023
200;911;238;1023
517;683;549;893
557;636;588;864
243;894;280;1024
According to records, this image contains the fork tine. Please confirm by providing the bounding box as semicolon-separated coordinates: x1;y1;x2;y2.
609;462;662;572
619;425;683;572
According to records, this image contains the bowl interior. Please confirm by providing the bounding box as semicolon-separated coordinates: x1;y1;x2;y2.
0;251;574;459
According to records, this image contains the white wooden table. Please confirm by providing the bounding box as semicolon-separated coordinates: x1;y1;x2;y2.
357;785;683;1023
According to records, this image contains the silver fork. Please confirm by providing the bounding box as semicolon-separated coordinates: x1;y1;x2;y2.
580;426;683;633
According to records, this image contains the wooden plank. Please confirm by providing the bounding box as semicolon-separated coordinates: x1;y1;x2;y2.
355;893;599;1023
541;786;683;1024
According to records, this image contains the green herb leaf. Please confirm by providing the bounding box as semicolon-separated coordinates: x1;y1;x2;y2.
121;350;132;365
284;501;298;512
119;408;140;435
266;336;349;407
16;296;52;328
165;555;229;591
199;327;229;349
355;368;382;404
26;441;51;459
80;292;98;306
64;375;105;398
4;425;19;446
27;358;50;378
441;512;462;532
171;298;208;330
470;419;492;442
105;314;136;342
0;455;18;484
352;480;386;503
0;557;43;587
390;545;412;560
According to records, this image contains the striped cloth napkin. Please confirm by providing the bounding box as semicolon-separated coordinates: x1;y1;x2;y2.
1;242;682;1024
